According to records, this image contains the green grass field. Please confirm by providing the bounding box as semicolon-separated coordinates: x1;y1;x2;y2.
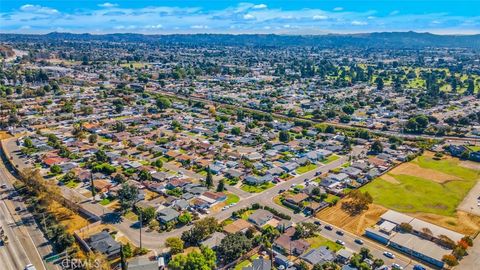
225;193;240;204
306;235;343;252
240;182;275;193
296;163;318;174
361;154;479;216
321;154;340;164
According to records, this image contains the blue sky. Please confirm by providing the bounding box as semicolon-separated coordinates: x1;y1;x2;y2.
1;1;479;34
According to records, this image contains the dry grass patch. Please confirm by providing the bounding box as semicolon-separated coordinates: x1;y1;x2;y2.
316;201;388;235
48;201;89;233
387;162;460;184
411;211;480;235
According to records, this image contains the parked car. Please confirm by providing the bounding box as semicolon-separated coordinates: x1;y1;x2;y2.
324;225;333;230
354;239;364;245
413;265;426;270
383;251;395;259
391;263;403;270
314;221;321;226
336;239;345;246
336;230;344;236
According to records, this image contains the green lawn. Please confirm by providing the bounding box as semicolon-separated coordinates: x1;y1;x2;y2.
361;155;479;217
324;194;340;204
225;193;240;204
296;163;318;174
99;198;112;206
124;211;139;221
306;235;343;252
467;145;480;152
321;154;340;164
240;182;275;193
64;180;79;188
234;259;251;270
240;210;255;220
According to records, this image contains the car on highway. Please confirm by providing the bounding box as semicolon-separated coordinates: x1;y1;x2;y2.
383;251;395;259
24;264;37;270
324;225;333;230
335;239;345;246
278;189;285;194
1;184;6;189
413;265;426;270
336;230;344;236
354;239;364;245
391;263;403;270
314;221;321;226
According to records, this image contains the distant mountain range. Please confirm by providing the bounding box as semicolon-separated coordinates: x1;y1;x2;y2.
1;31;480;49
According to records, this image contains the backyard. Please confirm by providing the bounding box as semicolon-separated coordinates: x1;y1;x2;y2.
241;182;275;193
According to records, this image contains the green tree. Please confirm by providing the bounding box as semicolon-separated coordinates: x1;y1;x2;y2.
231;127;241;135
88;134;98;144
139;206;156;224
342;104;355;115
217;233;252;263
138;170;152;182
122;243;133;258
279;130;290;142
156;97;172;111
118;184;139;213
216;179;225;192
370;140;383;154
178;212;192;224
153;159;163;168
375;77;384;90
50;164;62;174
168;246;216;270
23;138;33;148
165;237;184;254
205;167;213;189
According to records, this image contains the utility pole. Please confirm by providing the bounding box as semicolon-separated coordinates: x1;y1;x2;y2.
90;173;96;202
139;209;142;249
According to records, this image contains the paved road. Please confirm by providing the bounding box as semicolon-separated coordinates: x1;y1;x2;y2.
0;163;50;270
2;137;433;269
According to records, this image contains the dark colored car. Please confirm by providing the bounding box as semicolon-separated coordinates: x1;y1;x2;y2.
324;225;333;230
336;230;344;236
413;265;426;270
354;239;364;245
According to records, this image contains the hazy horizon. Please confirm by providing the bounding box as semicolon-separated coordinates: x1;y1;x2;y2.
1;1;479;35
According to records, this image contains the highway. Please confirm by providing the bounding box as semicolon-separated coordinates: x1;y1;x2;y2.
0;166;48;270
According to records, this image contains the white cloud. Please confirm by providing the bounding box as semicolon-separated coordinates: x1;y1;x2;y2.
20;4;59;14
252;4;267;9
351;20;367;26
333;7;344;11
191;25;208;29
313;15;328;20
243;13;255;20
98;3;118;8
144;24;163;29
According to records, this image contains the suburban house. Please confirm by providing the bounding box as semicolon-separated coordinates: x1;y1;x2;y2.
87;231;121;259
248;209;274;227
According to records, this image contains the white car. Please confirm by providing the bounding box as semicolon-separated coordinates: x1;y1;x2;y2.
335;239;345;246
391;263;403;270
383;251;395;259
24;264;36;270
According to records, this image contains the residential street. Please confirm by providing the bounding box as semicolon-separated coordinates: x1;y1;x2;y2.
0;138;440;269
